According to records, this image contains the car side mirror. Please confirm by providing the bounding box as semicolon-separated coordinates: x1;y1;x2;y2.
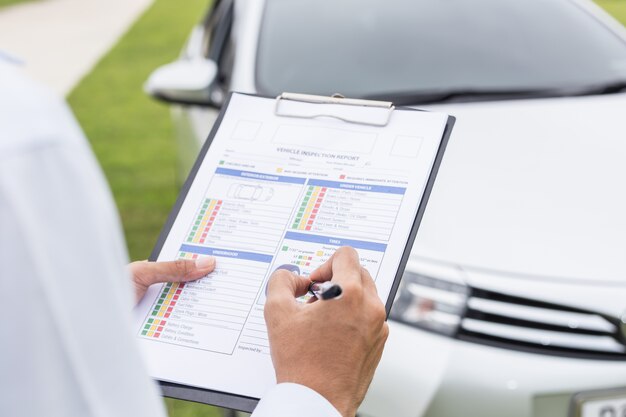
144;59;219;106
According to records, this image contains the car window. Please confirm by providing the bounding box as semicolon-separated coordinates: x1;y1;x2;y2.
218;37;235;90
256;0;626;99
201;0;234;95
202;0;232;60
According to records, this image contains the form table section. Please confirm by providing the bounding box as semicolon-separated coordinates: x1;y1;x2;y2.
184;168;306;254
291;179;405;241
138;247;272;355
242;232;388;352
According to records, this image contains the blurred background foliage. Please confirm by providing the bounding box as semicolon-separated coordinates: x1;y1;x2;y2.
598;0;626;19
65;0;626;416
0;0;38;8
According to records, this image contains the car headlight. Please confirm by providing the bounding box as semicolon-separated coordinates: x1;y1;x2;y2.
389;268;469;336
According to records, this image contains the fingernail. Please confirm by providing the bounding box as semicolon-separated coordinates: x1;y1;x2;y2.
195;256;216;269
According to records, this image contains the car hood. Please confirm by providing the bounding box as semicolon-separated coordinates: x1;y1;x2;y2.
412;93;626;287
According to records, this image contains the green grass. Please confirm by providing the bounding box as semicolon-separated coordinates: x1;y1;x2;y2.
68;0;205;261
67;0;221;416
0;0;37;8
596;0;626;24
164;398;225;417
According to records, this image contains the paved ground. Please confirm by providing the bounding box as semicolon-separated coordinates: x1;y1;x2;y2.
0;0;153;96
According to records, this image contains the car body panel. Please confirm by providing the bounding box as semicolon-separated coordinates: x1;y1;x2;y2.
361;321;626;417
412;93;626;286
231;0;263;93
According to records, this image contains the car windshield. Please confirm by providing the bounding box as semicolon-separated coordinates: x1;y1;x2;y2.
255;0;626;102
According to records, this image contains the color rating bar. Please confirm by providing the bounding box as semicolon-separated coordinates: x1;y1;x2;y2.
149;282;183;319
141;318;167;339
293;186;326;230
294;254;312;266
187;198;222;244
179;251;198;260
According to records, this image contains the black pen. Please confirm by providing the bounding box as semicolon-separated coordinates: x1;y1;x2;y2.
308;281;343;300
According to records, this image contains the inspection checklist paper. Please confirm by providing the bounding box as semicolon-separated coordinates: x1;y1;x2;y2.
134;92;453;402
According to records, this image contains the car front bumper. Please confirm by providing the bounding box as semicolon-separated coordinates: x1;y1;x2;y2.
359;321;626;417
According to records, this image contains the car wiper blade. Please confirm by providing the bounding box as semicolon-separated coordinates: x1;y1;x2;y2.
364;82;626;106
568;80;626;96
363;88;560;106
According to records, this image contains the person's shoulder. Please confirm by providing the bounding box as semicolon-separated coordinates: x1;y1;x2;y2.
0;59;80;156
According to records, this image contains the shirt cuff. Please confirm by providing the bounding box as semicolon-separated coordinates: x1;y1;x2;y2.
252;383;342;417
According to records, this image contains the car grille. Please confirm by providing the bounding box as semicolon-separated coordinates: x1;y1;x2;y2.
457;287;626;360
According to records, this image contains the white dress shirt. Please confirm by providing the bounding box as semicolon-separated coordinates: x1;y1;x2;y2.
0;58;341;417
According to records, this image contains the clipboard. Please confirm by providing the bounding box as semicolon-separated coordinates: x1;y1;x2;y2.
144;92;456;413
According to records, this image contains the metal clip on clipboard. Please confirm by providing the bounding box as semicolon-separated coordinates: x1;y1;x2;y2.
274;92;395;127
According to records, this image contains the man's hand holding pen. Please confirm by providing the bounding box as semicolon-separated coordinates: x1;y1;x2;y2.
264;246;389;417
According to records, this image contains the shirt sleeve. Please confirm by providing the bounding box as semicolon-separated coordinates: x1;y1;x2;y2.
252;383;343;417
